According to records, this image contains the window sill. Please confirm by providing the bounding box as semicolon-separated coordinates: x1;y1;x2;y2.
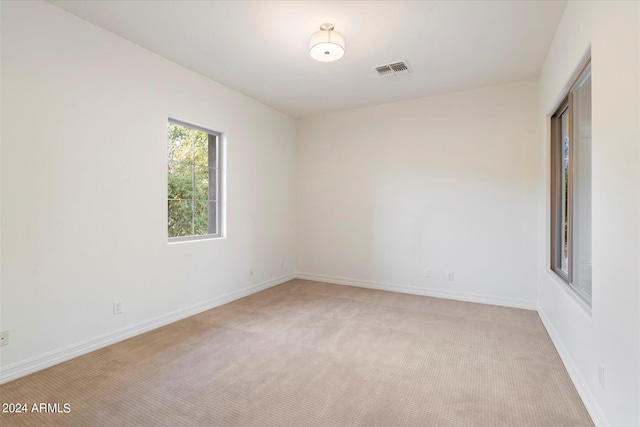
168;235;225;244
545;269;592;318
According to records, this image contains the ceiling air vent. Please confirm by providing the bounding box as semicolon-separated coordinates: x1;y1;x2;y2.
374;60;411;78
375;65;394;77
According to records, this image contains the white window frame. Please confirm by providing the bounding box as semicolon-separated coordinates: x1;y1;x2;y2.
167;118;223;242
550;59;592;305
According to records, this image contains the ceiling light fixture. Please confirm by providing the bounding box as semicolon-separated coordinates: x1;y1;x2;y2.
309;23;345;62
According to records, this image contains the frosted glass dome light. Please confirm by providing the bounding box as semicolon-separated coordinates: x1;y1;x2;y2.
309;23;345;62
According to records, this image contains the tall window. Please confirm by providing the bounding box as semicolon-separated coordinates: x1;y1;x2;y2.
550;61;592;304
167;119;222;241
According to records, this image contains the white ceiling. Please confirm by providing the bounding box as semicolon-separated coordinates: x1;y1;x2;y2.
49;1;567;118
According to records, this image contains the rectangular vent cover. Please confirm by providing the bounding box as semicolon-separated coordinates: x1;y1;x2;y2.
374;60;411;78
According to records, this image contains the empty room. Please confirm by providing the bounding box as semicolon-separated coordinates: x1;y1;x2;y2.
1;1;638;426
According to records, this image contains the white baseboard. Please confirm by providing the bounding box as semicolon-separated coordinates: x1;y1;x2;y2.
0;273;295;384
537;308;608;427
295;272;537;310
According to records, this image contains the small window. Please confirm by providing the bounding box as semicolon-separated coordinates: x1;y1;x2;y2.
167;119;222;241
550;61;591;304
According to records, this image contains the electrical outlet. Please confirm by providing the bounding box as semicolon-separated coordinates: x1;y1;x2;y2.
598;364;605;389
447;272;455;281
113;301;123;315
425;269;431;278
249;268;254;277
0;330;8;347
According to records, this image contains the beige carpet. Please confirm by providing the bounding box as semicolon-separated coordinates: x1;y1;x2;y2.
0;279;593;426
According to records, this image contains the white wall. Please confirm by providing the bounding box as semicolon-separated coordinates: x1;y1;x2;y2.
0;1;296;381
537;1;639;426
297;80;539;309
